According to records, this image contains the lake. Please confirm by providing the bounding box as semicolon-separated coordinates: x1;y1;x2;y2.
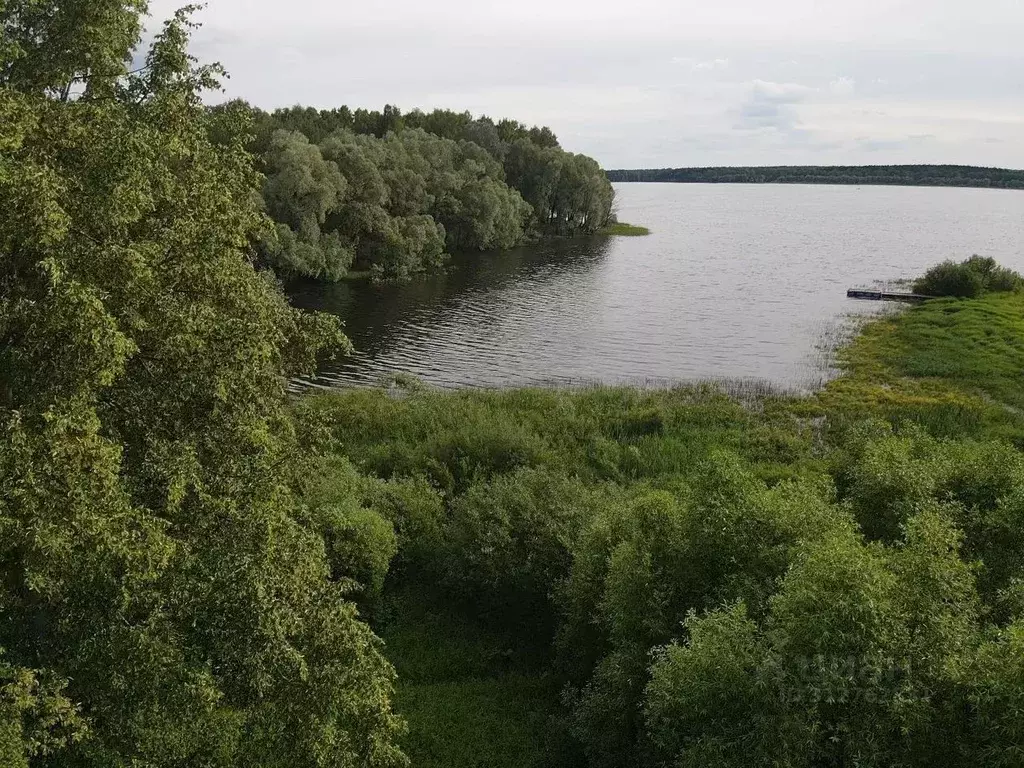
289;183;1024;391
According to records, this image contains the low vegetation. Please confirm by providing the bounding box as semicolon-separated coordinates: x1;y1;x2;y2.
599;222;651;236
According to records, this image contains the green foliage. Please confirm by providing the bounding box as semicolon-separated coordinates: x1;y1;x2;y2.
307;265;1024;767
233;102;613;281
556;462;849;766
7;19;1024;762
0;0;148;99
0;655;87;768
297;456;398;608
369;475;446;571
822;289;1024;442
913;255;1023;298
966;621;1024;767
0;5;404;766
644;603;779;768
442;468;605;631
258;125;535;280
834;428;1024;612
598;222;650;236
643;502;989;768
260;130;353;280
915;259;986;297
376;586;556;768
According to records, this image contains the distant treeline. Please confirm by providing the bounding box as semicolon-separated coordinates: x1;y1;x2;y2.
212;103;614;281
607;165;1024;189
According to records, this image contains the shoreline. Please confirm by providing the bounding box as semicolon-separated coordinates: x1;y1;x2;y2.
609;180;1024;192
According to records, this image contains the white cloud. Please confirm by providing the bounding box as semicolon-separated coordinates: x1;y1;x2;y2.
829;76;856;96
144;0;1024;168
692;58;730;71
750;79;817;104
733;80;815;133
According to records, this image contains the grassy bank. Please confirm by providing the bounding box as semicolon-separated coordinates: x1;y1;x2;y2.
598;221;651;236
299;277;1024;768
818;291;1024;443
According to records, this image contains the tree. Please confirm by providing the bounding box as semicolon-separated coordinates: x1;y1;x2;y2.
0;0;147;99
0;5;404;766
644;603;789;768
260;130;353;280
233;102;612;281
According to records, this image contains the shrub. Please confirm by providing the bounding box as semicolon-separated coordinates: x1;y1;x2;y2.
319;504;399;607
557;457;851;766
370;475;446;572
966;621;1024;767
442;468;605;630
914;255;1022;298
644;603;776;768
297;456;399;608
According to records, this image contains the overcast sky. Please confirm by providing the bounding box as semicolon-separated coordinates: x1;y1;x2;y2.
147;0;1023;168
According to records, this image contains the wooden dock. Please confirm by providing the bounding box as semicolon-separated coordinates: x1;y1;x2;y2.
846;289;933;303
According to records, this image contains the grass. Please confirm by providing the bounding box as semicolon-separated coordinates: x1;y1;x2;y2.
598;221;651;236
876;294;1024;409
303;383;817;491
375;584;556;768
816;292;1024;443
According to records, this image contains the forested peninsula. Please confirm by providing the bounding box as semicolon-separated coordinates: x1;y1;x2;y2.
218;103;615;281
607;164;1024;188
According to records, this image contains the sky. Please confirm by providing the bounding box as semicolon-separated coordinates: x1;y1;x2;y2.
146;0;1024;169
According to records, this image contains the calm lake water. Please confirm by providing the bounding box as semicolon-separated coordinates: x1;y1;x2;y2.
289;183;1024;391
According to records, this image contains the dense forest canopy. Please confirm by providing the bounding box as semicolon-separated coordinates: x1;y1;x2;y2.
214;102;615;281
607;164;1024;188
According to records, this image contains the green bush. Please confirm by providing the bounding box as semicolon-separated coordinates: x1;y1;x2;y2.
914;255;1022;298
642;506;985;768
297;456;399;609
834;428;1024;609
370;475;446;571
644;603;776;768
556;457;850;766
442;468;606;631
965;621;1024;767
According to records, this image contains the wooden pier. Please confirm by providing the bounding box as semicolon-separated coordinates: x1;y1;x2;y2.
846;288;933;303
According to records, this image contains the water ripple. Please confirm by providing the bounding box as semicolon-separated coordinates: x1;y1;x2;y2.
289;184;1024;392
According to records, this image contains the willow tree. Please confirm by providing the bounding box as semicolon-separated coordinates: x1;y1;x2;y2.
0;3;404;766
261;129;354;280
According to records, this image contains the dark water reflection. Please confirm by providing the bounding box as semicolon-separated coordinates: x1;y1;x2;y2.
288;237;616;388
290;183;1024;391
